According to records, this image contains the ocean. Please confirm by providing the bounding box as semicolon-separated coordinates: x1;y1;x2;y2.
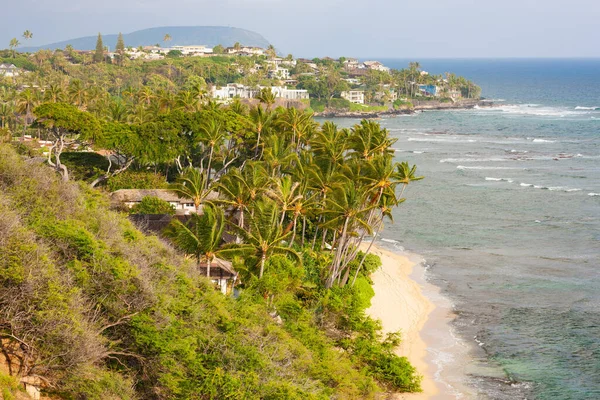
325;59;600;399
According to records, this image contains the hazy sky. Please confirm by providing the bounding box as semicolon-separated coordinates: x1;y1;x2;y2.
2;0;599;58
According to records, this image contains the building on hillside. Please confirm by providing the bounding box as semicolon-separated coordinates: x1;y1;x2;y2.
110;189;218;215
268;86;309;100
341;90;365;104
374;89;398;102
343;58;360;70
170;45;213;56
448;88;462;100
268;67;290;80
211;84;260;100
363;60;390;73
344;78;361;85
0;63;21;77
199;258;238;295
226;46;265;56
211;84;309;101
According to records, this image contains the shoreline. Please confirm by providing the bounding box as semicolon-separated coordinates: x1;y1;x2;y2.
314;100;493;119
365;243;475;399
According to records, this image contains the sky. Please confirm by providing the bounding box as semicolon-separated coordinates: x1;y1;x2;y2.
2;0;600;58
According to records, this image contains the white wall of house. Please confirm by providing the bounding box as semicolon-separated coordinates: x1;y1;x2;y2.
341;90;365;104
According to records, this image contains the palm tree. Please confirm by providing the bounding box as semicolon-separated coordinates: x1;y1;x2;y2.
266;44;277;59
22;30;33;43
248;105;273;157
0;101;15;129
15;89;38;129
265;175;303;227
68;79;87;108
322;182;374;288
217;168;254;237
165;204;231;278
163;34;172;46
9;38;20;58
44;83;65;103
171;167;214;213
198;117;227;185
257;87;276;111
230;200;301;278
395;161;424;198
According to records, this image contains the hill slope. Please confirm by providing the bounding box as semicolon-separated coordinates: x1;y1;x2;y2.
0;144;421;399
21;26;271;52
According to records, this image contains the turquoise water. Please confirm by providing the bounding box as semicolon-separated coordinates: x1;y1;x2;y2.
326;59;600;399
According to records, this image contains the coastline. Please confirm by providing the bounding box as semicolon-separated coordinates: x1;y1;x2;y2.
365;243;475;399
314;99;492;119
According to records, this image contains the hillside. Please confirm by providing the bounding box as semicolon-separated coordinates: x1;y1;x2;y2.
20;26;271;52
0;143;421;399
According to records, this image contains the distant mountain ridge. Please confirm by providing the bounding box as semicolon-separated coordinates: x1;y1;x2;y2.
20;26;271;52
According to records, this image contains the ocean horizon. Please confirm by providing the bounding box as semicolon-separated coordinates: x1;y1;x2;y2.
323;58;600;399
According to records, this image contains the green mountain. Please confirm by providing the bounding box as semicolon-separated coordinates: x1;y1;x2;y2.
21;26;271;52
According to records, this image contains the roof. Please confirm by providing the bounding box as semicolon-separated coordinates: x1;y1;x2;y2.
199;257;237;278
0;63;17;69
111;189;193;204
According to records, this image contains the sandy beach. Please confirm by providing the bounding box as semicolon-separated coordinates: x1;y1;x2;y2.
365;243;473;399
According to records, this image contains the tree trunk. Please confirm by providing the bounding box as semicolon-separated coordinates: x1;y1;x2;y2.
259;253;267;278
351;217;384;286
206;257;211;278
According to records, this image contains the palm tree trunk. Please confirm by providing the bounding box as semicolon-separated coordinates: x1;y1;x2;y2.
301;216;307;247
207;257;211;278
259;253;267;278
207;146;214;187
351;217;384;286
289;216;298;247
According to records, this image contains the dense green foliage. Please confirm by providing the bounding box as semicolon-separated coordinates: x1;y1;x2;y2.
129;196;175;215
0;142;421;398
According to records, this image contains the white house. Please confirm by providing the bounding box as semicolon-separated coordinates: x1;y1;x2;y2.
0;63;21;77
268;86;309;100
211;84;309;101
343;58;360;70
211;84;260;100
268;67;290;80
170;45;213;56
341;90;365;104
363;61;390;73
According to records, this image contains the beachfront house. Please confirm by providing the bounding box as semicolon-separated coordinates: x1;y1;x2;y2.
341;90;365;104
110;189;218;215
418;84;438;97
211;84;260;100
211;84;308;101
0;63;21;77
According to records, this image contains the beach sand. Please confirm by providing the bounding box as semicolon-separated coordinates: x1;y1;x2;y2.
365;243;472;400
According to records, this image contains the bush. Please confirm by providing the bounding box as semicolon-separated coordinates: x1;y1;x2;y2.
130;195;175;215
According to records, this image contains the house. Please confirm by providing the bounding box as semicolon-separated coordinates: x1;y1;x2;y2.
418;84;438;97
341;90;365;104
211;84;309;101
170;45;213;56
0;63;21;77
110;189;218;215
268;67;290;80
199;258;238;294
226;46;265;56
344;78;361;85
211;83;260;100
363;61;390;73
268;86;309;100
343;58;360;70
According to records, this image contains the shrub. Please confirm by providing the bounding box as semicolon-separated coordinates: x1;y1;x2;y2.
129;195;175;215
